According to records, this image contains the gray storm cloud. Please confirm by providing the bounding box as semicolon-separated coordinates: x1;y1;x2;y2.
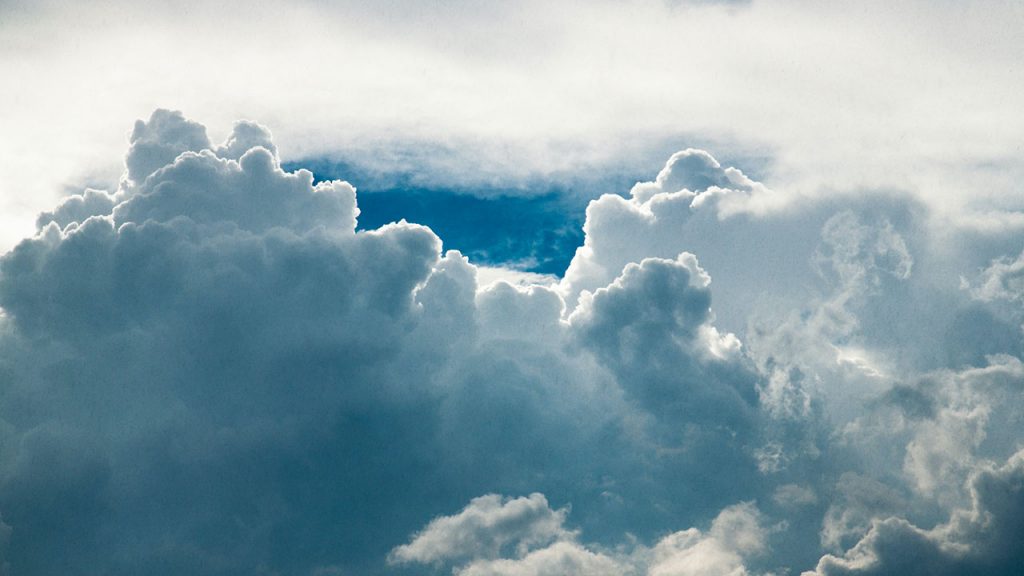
1;110;1024;575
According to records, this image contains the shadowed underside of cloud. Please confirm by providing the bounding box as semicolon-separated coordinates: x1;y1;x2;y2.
2;110;1024;576
805;448;1024;576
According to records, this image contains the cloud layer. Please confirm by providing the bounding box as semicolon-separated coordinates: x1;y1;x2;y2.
3;0;1024;256
2;110;1024;575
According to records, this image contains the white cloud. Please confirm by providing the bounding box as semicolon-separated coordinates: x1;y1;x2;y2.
475;266;560;290
558;149;765;313
388;493;572;566
3;0;1024;253
456;541;625;576
647;502;767;576
392;495;769;576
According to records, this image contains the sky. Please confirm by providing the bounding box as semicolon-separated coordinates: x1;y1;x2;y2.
1;1;1024;575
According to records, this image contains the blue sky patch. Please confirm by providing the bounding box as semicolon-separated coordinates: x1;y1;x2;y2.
285;158;636;275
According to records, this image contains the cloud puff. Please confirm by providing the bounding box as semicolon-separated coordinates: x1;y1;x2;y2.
38;109;353;236
628;149;764;208
646;502;767;576
391;494;768;576
456;540;624;576
390;493;619;576
570;253;752;431
36;188;118;230
558;149;767;312
388;493;572;566
124;109;212;185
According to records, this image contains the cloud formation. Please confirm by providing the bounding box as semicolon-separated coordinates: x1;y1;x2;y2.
806;449;1024;576
389;494;769;576
6;0;1024;263
388;494;572;566
2;110;1024;576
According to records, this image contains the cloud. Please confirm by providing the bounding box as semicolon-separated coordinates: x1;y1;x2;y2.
646;502;767;576
819;473;906;553
0;111;454;574
36;188;117;231
0;110;783;574
391;495;768;576
803;353;1024;576
570;253;753;429
476;281;564;342
740;202;940;437
806;448;1024;576
628;149;761;205
388;492;618;576
836;354;1024;508
773;484;818;508
456;540;624;576
6;0;1024;259
967;248;1024;307
3;108;1024;575
558;150;766;312
388;493;572;566
124;109;213;185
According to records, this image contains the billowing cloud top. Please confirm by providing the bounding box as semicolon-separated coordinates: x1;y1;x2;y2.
1;110;1024;576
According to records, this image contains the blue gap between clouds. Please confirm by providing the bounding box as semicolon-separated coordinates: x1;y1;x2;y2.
284;158;632;276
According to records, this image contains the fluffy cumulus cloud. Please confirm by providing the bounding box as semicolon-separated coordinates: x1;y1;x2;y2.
3;109;1024;576
388;494;572;566
558;148;766;311
570;253;750;424
0;111;449;575
389;493;769;576
645;502;769;576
